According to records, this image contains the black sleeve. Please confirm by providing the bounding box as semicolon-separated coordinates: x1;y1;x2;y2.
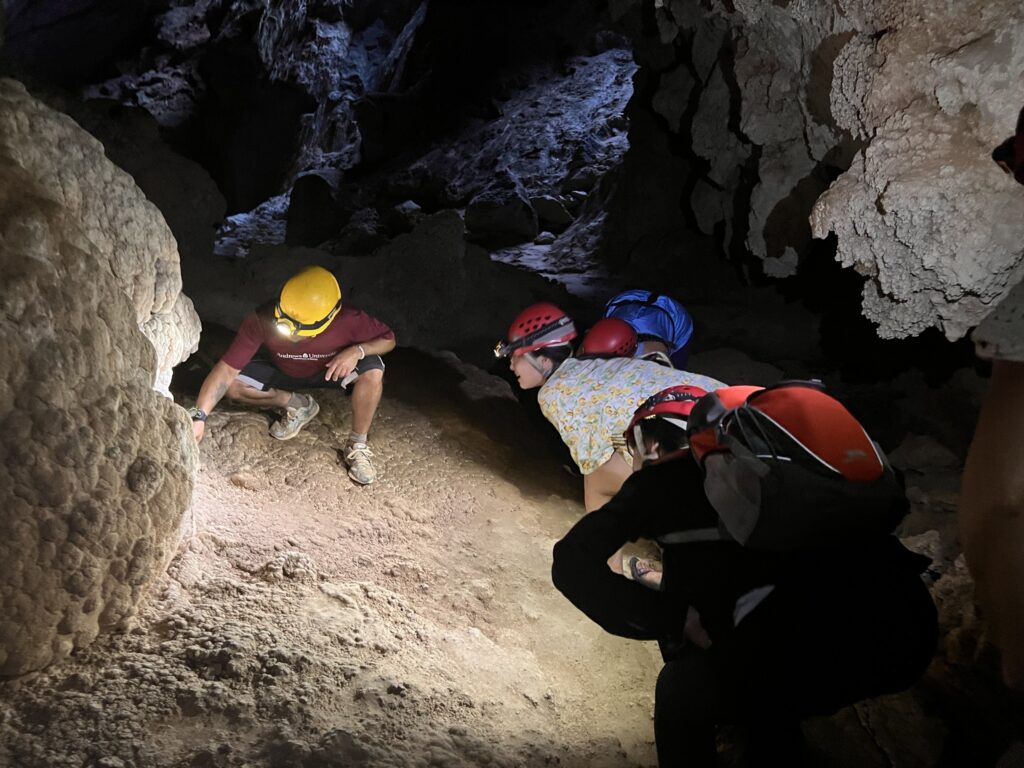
551;474;688;641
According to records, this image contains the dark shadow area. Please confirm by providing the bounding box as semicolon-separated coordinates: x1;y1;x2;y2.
778;234;981;386
174;38;317;213
0;0;151;86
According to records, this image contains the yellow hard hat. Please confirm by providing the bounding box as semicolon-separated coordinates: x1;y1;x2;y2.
274;266;342;338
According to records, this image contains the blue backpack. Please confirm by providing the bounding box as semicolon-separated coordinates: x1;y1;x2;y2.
604;290;693;355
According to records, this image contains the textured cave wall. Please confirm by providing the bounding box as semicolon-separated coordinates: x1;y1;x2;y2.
810;1;1024;340
614;0;1024;340
0;82;202;395
76;0;422;211
0;79;199;676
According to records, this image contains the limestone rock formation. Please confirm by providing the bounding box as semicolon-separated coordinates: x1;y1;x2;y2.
0;79;199;675
407;48;636;208
810;3;1024;340
84;0;421;197
1;81;202;394
616;0;1024;340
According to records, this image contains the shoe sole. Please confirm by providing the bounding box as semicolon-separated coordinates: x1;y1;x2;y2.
269;399;320;440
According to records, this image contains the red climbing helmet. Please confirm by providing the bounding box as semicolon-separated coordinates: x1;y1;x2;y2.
624;385;709;451
579;317;638;358
495;303;577;358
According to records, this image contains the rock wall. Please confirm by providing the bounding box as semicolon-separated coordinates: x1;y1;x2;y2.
81;0;420;208
614;0;1024;340
0;79;199;675
810;1;1024;340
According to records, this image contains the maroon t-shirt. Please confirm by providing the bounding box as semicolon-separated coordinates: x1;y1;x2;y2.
221;303;395;378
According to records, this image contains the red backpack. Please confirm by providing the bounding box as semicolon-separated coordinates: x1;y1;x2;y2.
679;381;907;551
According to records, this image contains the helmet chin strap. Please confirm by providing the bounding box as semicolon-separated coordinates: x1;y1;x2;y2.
525;352;552;378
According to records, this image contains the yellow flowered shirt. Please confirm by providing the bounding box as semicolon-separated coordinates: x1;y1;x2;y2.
538;357;726;475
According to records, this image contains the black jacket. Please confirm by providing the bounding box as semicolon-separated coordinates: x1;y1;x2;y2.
551;455;930;644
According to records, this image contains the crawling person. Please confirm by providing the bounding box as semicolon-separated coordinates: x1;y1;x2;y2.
552;385;938;766
604;289;694;368
495;303;723;573
190;265;395;485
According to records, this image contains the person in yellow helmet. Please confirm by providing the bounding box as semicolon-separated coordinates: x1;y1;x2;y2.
189;265;395;484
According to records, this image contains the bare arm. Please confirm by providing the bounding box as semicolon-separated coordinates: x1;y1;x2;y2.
192;359;241;441
325;336;397;382
360;336;397;357
960;360;1024;689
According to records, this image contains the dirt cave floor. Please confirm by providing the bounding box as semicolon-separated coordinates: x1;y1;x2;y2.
0;348;992;768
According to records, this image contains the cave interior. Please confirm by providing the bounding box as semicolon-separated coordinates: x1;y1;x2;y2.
1;0;1022;766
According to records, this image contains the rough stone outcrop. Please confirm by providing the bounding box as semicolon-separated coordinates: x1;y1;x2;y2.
84;0;421;196
810;3;1024;340
407;48;635;207
615;0;1024;340
0;79;199;675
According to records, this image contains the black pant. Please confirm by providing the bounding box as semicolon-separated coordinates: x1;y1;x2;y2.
654;571;937;767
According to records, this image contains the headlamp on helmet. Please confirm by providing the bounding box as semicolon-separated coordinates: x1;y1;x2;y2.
274;266;343;338
495;303;577;358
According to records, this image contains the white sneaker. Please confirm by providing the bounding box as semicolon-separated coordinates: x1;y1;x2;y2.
269;396;320;440
344;442;377;485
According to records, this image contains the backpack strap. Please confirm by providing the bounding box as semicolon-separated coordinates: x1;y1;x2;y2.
658;527;724;545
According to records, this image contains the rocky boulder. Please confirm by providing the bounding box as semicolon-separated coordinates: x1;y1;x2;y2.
286;171;345;247
465;181;539;246
0;79;199;675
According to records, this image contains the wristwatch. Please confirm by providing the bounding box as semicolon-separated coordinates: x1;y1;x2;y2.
187;407;208;422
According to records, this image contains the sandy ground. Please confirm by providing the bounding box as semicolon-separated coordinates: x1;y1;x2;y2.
2;347;1020;768
0;350;666;768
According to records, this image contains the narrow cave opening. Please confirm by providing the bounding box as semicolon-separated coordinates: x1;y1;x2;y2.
1;1;1023;767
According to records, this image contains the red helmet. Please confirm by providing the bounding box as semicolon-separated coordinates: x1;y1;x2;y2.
624;385;708;450
687;385;765;459
495;303;577;358
579;317;638;358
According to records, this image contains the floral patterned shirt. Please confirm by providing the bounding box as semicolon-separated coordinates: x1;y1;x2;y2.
537;357;725;475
